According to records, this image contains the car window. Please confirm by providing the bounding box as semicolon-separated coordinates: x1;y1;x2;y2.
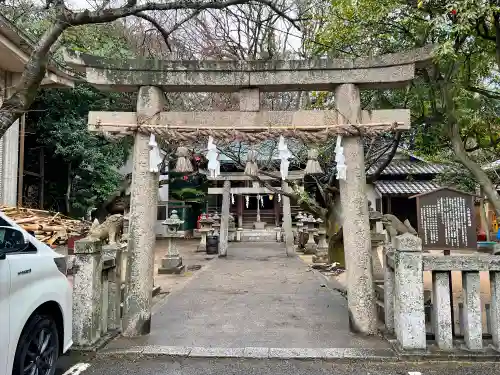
0;217;11;227
0;227;29;253
0;219;37;254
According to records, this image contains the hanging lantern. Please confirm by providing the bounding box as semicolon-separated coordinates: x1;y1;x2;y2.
278;136;291;180
278;194;281;203
244;148;259;176
269;194;274;201
245;195;249;208
231;193;235;205
206;136;220;178
304;148;323;175
335;136;347;180
174;146;193;172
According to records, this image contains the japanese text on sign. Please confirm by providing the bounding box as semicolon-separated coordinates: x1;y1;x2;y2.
420;196;472;248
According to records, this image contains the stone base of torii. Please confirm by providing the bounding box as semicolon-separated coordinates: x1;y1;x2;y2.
65;46;432;337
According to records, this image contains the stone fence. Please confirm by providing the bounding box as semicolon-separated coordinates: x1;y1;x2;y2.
384;233;500;351
71;239;127;349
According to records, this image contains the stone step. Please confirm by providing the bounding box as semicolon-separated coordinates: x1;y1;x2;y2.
241;230;278;242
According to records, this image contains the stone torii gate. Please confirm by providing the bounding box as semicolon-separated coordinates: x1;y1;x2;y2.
65;47;432;337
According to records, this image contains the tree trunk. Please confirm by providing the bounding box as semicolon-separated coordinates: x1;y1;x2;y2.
494;12;500;72
327;227;344;266
445;84;500;219
65;162;72;215
0;23;67;137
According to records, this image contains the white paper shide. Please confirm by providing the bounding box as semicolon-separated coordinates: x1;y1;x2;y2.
148;134;163;173
206;136;220;179
278;136;292;180
335;136;347;180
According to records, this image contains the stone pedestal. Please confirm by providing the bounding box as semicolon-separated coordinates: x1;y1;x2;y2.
236;228;243;242
254;221;266;230
159;255;184;274
158;210;185;274
275;227;282;242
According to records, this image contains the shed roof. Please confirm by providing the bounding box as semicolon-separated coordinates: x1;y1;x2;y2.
0;14;74;87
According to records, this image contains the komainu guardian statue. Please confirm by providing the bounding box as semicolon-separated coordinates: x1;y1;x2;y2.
85;214;124;245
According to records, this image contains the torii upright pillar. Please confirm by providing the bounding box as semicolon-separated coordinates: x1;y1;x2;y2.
336;84;377;334
122;86;164;337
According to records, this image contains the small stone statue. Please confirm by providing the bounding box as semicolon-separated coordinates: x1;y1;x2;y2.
85;214;124;245
381;214;417;242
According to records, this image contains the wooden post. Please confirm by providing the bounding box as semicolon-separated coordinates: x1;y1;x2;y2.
17;114;25;206
219;180;230;257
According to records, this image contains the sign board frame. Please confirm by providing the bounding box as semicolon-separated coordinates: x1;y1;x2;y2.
411;187;479;251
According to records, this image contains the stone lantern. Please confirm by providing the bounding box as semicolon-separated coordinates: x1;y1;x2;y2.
313;218;328;263
211;211;221;236
197;213;214;252
304;214;317;254
228;214;236;242
298;217;309;251
159;210;185;274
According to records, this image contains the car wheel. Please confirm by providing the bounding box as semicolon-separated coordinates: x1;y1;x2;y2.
12;314;60;375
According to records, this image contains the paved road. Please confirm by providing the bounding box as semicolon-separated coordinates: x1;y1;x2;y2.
57;356;500;375
107;242;385;350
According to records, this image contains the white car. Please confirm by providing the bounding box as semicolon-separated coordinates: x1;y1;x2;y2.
0;211;73;375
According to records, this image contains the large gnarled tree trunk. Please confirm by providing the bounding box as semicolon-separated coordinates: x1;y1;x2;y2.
444;84;500;219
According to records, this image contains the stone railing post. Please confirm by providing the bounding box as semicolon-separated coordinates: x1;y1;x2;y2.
431;270;453;350
490;270;500;350
393;233;426;350
462;270;483;350
383;246;395;335
104;243;127;332
72;238;103;348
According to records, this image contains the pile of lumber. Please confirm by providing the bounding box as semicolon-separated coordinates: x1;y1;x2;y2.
0;206;91;247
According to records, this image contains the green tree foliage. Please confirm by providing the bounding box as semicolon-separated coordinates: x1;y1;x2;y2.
28;84;133;216
1;9;137;215
310;0;500;209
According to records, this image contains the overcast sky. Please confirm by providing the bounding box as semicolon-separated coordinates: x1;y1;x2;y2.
62;0;303;58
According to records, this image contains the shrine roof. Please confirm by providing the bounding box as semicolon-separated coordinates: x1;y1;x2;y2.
374;180;441;195
63;46;435;92
367;159;448;176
